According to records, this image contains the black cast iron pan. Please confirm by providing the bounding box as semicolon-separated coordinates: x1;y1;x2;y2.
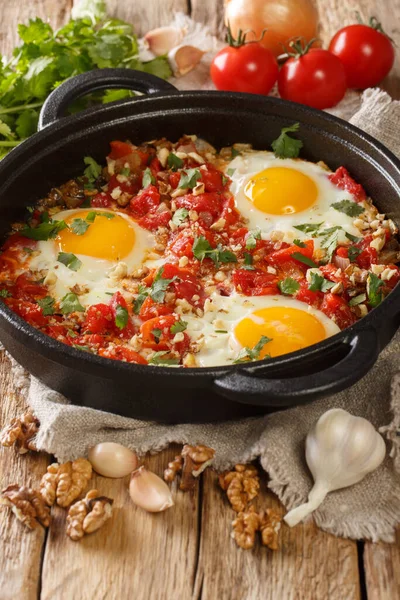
0;69;399;423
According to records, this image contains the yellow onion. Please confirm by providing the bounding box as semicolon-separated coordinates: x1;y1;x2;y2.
224;0;319;57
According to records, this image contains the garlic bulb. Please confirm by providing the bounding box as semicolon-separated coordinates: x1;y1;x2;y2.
168;45;205;77
88;442;138;478
284;409;386;527
129;467;174;513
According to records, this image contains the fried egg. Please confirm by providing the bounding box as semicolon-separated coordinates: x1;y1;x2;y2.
29;208;155;306
226;152;361;245
184;293;340;368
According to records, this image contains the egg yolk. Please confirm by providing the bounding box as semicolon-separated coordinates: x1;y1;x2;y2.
244;167;318;215
57;210;135;261
234;306;326;358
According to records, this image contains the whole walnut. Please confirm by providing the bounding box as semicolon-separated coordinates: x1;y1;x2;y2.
0;484;50;529
219;464;260;512
0;410;40;454
67;490;113;541
40;458;92;507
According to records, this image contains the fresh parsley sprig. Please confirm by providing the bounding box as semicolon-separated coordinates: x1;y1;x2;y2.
21;219;68;241
271;123;303;159
193;236;237;267
233;335;272;364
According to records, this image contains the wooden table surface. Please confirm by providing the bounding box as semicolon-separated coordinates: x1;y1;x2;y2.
1;1;400;599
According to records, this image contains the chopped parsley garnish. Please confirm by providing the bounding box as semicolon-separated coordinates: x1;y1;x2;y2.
320;229;339;262
83;156;102;183
73;344;91;353
0;289;11;298
291;252;318;268
227;168;236;176
348;246;362;263
243;252;253;266
142;167;156;189
231;148;241;159
345;232;362;243
308;272;335;292
193;236;237;267
150;267;176;303
215;330;228;334
148;351;180;366
178;168;202;189
245;229;261;250
278;277;300;295
71;218;90;236
317;226;342;236
332;200;365;217
23;247;34;254
172;207;189;226
133;285;149;314
41;211;50;223
349;293;367;307
222;175;229;186
167;153;184;171
60;293;85;314
293;239;306;248
115;305;129;330
152;328;162;343
86;211;115;223
233;335;272;364
57;252;82;272
293;222;323;235
37;296;55;315
271;123;303;159
21;219;68;241
367;273;384;308
120;167;131;177
170;319;187;334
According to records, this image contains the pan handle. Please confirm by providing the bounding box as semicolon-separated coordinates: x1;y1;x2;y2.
38;68;177;130
213;329;379;407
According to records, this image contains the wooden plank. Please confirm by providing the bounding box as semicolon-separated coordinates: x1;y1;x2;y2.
0;0;72;54
102;0;189;36
190;0;226;39
0;351;50;600
364;530;400;599
40;445;200;600
314;0;400;99
194;469;361;600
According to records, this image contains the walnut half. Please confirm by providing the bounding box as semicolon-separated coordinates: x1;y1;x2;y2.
219;464;260;513
180;445;215;491
40;458;92;507
231;506;282;550
0;484;50;529
0;410;40;454
66;490;113;541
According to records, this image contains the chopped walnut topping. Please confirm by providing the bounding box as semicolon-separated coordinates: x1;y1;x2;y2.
109;262;128;280
180;445;215;491
193;182;205;196
0;410;40;454
164;455;183;482
270;230;284;242
0;484;50;529
66;490;113;541
210;218;226;232
44;271;57;286
259;509;281;550
179;256;189;268
40;458;92;507
219;464;260;513
370;236;385;251
171;187;187;198
157;147;170;167
232;506;260;550
187;151;206;164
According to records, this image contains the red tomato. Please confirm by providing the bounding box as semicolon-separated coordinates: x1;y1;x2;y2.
109;292;135;338
329;22;395;89
383;265;400;290
320;294;356;330
129;185;160;217
328;167;366;202
139;297;173;321
266;240;314;269
82;304;114;334
211;38;278;95
278;47;347;109
175;192;222;218
232;268;278;296
99;346;147;364
139;210;172;231
221;196;241;227
109;141;134;160
91;192;112;208
5;298;47;328
14;273;48;301
295;280;323;308
45;324;73;344
107;174;140;196
162;264;205;307
140;315;177;349
200;166;225;193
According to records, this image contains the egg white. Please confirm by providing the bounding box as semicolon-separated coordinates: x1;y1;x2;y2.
184;292;340;368
28;209;156;306
226;151;361;246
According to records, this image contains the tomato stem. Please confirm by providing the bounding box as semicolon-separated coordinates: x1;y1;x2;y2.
355;12;394;44
225;22;267;48
285;37;319;58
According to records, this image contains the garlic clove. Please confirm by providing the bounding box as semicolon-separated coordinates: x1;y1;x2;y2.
168;45;206;77
284;409;386;527
88;442;138;478
144;27;185;56
129;466;174;513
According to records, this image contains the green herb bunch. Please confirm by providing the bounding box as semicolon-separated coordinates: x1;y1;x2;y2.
0;0;171;158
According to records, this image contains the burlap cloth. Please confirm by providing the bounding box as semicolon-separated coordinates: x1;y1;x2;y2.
3;14;400;542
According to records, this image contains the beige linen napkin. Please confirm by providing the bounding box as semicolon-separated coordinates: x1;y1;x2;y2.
2;15;400;543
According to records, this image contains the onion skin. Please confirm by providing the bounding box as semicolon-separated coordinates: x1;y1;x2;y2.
224;0;319;57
